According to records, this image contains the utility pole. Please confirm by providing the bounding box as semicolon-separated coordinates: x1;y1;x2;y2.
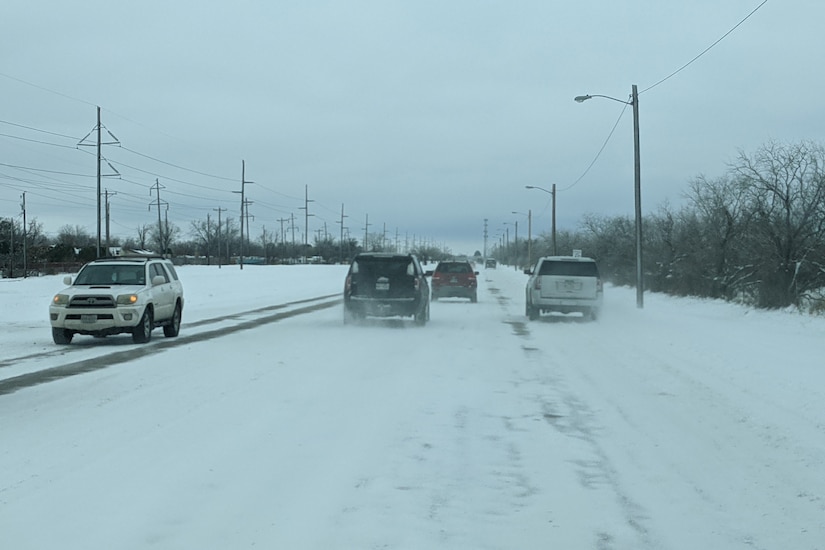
104;189;116;254
95;107;101;258
77;107;119;258
277;217;288;248
233;161;254;269
164;206;170;256
239;162;245;269
551;183;557;256
337;203;347;261
300;184;314;248
20;192;27;277
213;207;226;268
483;219;488;260
514;220;518;270
243;198;254;259
149;179;167;256
363;213;370;252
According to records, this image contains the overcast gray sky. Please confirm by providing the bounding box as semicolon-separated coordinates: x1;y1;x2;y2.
1;0;819;255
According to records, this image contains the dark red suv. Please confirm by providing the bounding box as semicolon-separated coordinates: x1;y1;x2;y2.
429;261;479;303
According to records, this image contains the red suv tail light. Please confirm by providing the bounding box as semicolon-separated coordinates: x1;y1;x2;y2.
345;274;352;295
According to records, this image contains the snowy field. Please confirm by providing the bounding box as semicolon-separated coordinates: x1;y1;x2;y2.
1;263;824;549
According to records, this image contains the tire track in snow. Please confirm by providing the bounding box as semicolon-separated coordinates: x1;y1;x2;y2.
0;295;341;396
489;272;658;549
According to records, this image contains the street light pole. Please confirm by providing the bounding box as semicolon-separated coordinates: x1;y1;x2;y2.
631;84;643;309
525;185;557;255
574;85;644;308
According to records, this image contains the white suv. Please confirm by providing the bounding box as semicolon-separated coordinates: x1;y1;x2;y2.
49;255;184;344
524;256;603;321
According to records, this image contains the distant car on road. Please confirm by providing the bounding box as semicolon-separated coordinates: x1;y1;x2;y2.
429;260;478;302
49;255;184;344
524;256;603;321
343;253;430;325
485;258;497;269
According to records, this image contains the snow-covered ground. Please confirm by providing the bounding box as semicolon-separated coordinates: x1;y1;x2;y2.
1;264;823;549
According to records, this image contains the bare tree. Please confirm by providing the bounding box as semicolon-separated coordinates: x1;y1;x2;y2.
191;218;219;263
56;225;94;247
685;174;752;299
733;140;825;307
135;224;150;251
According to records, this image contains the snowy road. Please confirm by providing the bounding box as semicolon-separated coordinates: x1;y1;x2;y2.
1;265;823;549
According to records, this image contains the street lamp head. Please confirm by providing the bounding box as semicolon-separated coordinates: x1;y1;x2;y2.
574;95;592;103
525;185;535;189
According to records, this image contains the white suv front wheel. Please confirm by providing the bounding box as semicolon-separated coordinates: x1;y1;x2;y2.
132;308;153;344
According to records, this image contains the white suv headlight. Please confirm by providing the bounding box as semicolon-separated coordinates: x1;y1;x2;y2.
116;294;139;305
52;294;69;306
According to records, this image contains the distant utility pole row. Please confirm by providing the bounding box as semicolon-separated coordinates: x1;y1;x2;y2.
70;108;436;268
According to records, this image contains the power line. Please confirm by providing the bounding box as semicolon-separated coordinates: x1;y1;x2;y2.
0;131;78;149
0;71;97;108
640;0;769;95
566;1;768;194
119;145;235;182
0;119;81;140
563;102;630;193
0;162;94;178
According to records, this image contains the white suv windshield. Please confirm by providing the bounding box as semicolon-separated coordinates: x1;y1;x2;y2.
74;265;146;285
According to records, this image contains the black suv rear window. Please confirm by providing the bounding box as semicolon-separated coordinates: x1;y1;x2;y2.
352;257;415;278
538;261;598;277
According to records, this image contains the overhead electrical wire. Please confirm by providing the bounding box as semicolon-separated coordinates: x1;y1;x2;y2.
0;131;78;150
566;0;769;192
640;0;769;96
119;145;236;182
562;102;630;193
0;119;81;141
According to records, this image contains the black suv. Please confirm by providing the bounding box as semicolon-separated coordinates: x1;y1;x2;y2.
343;253;430;325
